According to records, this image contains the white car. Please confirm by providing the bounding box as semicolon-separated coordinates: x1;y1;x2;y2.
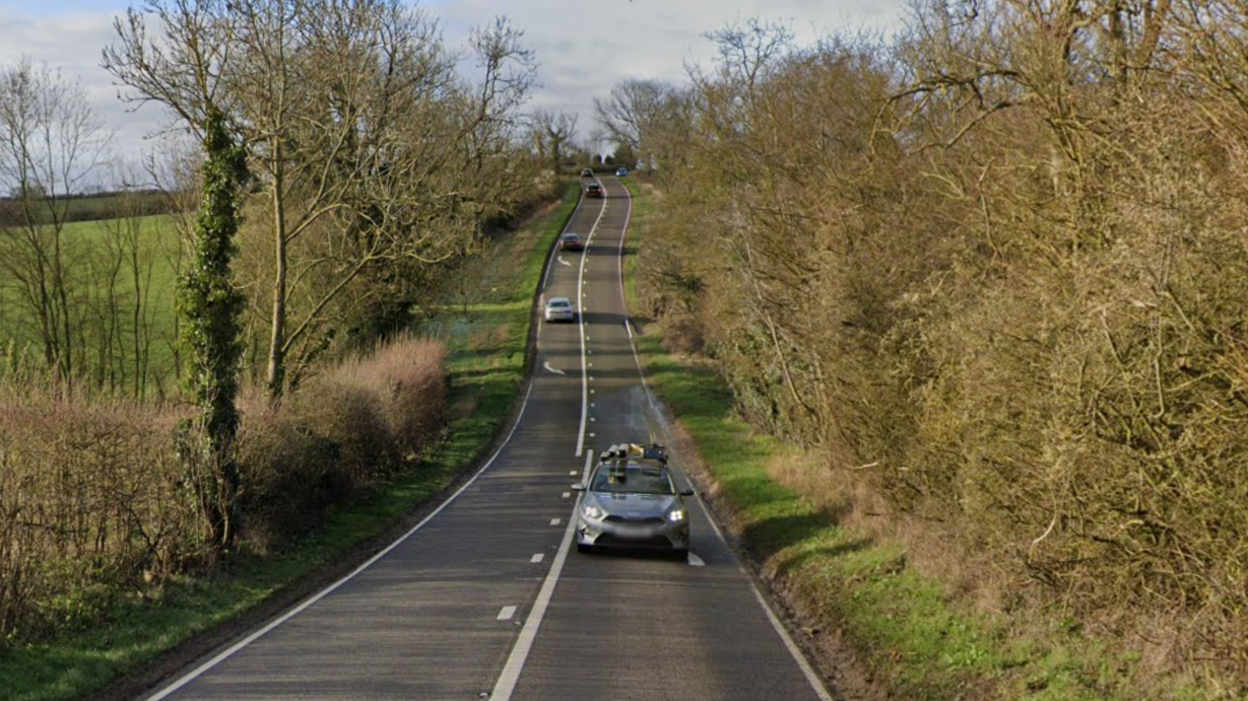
544;297;575;322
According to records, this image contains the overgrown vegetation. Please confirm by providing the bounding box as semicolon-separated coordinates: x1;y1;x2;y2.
0;180;578;701
615;7;1248;694
0;0;562;676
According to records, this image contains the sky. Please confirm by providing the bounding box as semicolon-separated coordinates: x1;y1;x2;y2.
0;0;907;182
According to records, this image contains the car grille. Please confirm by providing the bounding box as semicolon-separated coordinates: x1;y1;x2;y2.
603;515;665;525
595;534;674;549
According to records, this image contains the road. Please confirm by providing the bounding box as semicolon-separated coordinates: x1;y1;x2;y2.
139;177;834;701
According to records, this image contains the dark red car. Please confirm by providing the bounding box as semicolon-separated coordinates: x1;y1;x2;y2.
586;183;603;198
560;233;585;251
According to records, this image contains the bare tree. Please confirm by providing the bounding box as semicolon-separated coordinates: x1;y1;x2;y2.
109;0;538;398
0;57;111;384
593;78;672;160
530;109;578;173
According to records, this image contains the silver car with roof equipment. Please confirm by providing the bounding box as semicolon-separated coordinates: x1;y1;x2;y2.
572;443;692;555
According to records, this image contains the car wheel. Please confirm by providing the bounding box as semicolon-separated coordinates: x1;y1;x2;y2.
673;548;689;561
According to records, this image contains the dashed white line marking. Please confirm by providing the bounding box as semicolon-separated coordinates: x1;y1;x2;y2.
568;470;577;476
590;417;596;422
550;518;562;526
561;491;571;499
574;194;610;458
543;361;565;375
530;553;545;563
687;552;705;567
497;606;518;621
490;494;581;701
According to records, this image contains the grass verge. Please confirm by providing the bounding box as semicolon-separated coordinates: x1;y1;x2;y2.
618;179;1206;701
0;182;580;701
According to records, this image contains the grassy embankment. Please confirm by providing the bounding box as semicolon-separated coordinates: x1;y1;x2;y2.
0;182;579;701
619;180;1205;701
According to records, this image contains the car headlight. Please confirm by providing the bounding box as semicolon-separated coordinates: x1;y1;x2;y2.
583;504;604;520
667;509;685;522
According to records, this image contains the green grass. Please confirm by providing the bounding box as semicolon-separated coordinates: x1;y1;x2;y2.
0;215;182;393
0;183;581;701
618;180;1209;701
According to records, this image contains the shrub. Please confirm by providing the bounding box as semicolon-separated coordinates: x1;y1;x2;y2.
0;393;197;642
236;336;448;550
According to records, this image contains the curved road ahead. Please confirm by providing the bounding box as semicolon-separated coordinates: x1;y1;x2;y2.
140;177;834;701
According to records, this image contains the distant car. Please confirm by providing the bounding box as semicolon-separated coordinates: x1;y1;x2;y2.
580;168;594;178
544;297;575;322
585;183;603;198
559;233;585;251
616;167;628;177
571;443;692;556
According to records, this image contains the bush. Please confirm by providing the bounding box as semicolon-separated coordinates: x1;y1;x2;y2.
0;394;198;642
237;336;448;550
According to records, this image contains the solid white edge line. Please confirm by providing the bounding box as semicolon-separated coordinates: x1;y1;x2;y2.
541;190;587;292
573;198;609;458
143;377;541;701
613;180;835;701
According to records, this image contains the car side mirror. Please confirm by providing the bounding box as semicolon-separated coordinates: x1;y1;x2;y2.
571;483;586;492
679;488;694;497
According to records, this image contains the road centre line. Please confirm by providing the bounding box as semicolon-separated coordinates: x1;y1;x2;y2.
530;554;545;564
613;179;834;701
551;518;562;526
574;196;609;458
497;606;517;621
490;457;589;701
143;376;545;701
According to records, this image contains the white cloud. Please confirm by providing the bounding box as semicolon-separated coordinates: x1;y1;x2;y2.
0;0;905;186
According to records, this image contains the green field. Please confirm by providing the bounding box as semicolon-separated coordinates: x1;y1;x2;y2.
0;214;182;394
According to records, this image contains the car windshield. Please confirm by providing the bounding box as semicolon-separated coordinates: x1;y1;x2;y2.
562;235;579;241
589;462;674;495
549;300;570;309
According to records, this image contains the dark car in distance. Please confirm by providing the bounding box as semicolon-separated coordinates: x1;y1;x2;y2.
560;233;585;251
586;183;603;198
580;168;594;178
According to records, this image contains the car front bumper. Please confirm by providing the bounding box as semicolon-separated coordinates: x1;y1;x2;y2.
576;515;689;551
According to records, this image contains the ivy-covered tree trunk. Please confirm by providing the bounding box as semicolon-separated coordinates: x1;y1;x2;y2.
177;109;248;552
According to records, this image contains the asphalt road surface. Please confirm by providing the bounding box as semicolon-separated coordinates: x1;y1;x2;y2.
140;177;834;701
